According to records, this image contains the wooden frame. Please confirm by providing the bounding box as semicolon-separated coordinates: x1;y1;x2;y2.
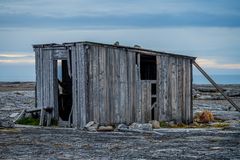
34;41;195;128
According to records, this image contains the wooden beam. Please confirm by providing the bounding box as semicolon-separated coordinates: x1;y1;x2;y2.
193;61;240;112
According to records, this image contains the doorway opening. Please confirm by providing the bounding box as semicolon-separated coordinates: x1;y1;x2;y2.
57;60;72;121
139;54;157;120
140;55;157;80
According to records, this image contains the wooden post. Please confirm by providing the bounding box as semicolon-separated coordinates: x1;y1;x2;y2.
193;61;240;111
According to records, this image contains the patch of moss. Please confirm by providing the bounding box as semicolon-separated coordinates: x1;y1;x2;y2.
159;121;168;128
210;123;230;128
16;117;40;126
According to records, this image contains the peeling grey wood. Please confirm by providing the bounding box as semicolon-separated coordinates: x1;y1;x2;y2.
71;44;88;128
34;42;194;127
52;49;68;60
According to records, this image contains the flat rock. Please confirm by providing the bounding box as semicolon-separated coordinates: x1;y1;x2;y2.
149;120;160;129
84;121;99;132
129;123;152;131
0;119;15;128
9;112;19;118
117;124;128;130
97;126;114;132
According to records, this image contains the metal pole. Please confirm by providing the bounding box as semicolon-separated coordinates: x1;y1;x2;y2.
193;61;240;112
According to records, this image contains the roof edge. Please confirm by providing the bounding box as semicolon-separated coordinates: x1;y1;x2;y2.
33;41;197;60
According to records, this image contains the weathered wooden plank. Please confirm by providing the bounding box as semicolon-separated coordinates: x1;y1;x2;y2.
144;81;152;122
131;52;136;123
34;48;40;108
52;60;58;120
166;57;171;121
71;45;77;127
185;59;191;124
190;60;193;122
114;48;121;123
39;49;43;108
156;55;161;121
49;50;54;118
92;46;100;123
177;58;183;123
108;47;114;124
52;49;68;60
98;46;107;124
141;81;146;123
170;57;178;122
182;59;186;123
135;53;142;122
119;49;128;123
127;51;136;124
88;45;93;122
105;47;110;124
163;55;169;121
77;43;87;128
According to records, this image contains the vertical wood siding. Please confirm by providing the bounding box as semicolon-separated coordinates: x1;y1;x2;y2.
156;55;192;123
71;44;88;128
35;48;58;120
35;43;193;128
87;45;192;125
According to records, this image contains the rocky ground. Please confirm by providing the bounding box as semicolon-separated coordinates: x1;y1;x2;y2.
0;82;240;159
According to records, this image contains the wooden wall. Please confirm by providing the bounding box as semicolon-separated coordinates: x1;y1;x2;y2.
87;45;137;125
35;48;58;120
35;43;193;128
71;44;88;128
86;44;193;126
156;55;192;123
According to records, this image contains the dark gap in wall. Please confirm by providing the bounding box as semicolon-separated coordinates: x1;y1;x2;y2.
57;60;72;121
140;55;156;80
151;83;156;95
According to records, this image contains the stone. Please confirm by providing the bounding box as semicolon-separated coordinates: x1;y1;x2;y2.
167;121;175;127
0;119;15;128
97;126;114;132
9;113;19;118
197;95;212;100
85;121;95;128
84;121;99;132
117;124;128;130
129;123;152;131
149;120;160;129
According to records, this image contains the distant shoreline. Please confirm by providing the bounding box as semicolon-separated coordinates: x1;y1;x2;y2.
0;81;240;92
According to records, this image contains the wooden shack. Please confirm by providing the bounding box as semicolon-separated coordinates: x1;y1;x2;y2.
33;41;196;128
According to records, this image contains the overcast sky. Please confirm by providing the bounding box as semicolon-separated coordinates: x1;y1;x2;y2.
0;0;240;81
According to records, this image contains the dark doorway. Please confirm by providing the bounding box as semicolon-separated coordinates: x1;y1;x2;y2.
140;55;157;80
139;54;157;120
57;60;72;121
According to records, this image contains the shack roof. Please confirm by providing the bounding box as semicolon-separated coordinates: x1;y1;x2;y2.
33;41;196;60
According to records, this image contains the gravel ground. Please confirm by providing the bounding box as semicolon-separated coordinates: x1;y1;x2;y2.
0;127;239;159
0;82;240;159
